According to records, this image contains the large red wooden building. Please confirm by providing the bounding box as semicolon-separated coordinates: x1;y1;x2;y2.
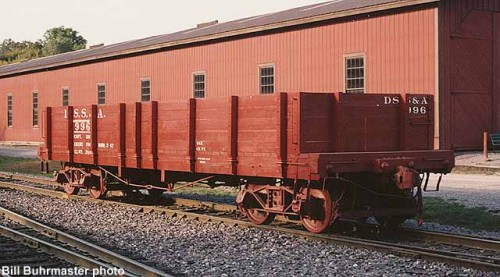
0;0;498;149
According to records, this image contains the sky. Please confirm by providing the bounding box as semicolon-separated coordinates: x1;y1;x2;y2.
0;0;327;46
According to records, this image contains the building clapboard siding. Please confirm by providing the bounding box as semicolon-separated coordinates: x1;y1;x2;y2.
0;0;499;150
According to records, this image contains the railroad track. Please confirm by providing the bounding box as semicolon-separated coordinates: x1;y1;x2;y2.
0;223;114;277
0;188;172;277
0;227;79;277
0;173;499;273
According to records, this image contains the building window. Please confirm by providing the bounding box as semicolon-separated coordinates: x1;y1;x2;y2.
260;65;275;94
7;95;12;127
97;83;106;105
62;88;69;106
32;92;39;127
141;79;151;102
345;56;365;93
193;73;205;99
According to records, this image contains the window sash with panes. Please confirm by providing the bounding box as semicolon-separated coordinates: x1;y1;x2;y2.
141;79;151;102
260;66;275;94
193;74;205;99
32;92;38;127
7;95;12;127
97;84;106;105
62;88;69;106
345;57;365;94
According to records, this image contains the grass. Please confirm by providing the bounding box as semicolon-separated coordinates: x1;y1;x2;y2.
0;155;58;177
423;197;500;232
452;166;500;176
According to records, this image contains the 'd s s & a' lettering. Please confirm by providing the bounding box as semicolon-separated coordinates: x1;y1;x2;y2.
384;96;400;105
97;109;105;119
408;96;430;115
63;108;106;119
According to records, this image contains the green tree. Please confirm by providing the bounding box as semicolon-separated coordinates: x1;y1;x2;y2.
41;26;87;56
0;26;87;65
17;40;43;60
0;39;42;65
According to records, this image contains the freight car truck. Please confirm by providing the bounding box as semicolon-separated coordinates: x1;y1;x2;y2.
39;92;454;233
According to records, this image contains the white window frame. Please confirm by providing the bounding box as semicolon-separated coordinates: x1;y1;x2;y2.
344;54;366;94
259;64;275;94
141;78;152;102
32;91;39;128
193;72;206;99
97;82;106;105
62;87;70;107
6;93;13;128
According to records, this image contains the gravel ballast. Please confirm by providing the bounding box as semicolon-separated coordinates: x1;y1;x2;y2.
0;189;496;276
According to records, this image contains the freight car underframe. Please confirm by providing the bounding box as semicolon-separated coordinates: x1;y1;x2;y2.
54;150;452;234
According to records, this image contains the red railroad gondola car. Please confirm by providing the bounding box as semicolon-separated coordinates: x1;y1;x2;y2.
39;92;454;233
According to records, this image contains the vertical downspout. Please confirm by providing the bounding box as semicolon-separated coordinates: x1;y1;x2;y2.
434;7;441;150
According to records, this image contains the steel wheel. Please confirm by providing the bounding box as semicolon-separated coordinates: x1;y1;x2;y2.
237;188;276;225
89;175;107;199
301;189;333;234
61;165;80;195
62;183;80;195
243;208;276;225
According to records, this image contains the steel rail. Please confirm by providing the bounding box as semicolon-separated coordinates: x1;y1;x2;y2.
0;224;123;275
401;228;500;252
0;205;172;277
0;175;499;272
255;226;500;273
0;172;58;187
